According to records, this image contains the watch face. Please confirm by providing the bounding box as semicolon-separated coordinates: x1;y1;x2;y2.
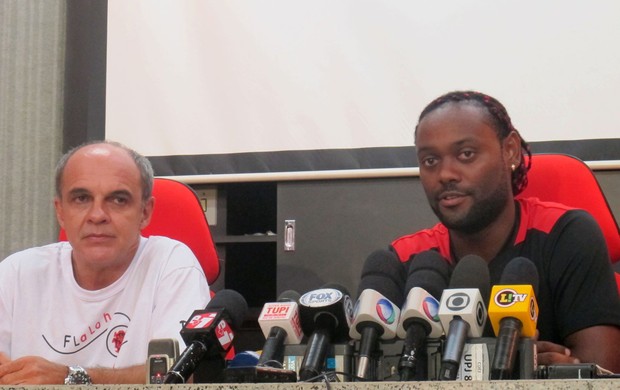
65;366;92;385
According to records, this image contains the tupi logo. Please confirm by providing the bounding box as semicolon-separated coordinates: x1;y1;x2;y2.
265;304;290;316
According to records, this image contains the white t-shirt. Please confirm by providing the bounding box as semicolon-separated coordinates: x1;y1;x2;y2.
0;236;211;368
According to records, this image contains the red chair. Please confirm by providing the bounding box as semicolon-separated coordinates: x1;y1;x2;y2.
59;177;220;286
516;153;620;293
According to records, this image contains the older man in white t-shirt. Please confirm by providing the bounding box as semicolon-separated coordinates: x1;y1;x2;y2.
0;141;210;384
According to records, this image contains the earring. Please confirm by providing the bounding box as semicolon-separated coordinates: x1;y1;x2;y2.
511;163;516;172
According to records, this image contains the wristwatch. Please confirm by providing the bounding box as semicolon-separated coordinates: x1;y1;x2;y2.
64;365;92;385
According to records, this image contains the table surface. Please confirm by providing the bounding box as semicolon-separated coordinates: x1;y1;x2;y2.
1;379;618;390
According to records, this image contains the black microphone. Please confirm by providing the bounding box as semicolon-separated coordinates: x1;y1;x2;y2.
488;257;539;379
397;250;452;381
437;255;490;381
163;289;248;384
256;290;303;367
298;283;354;381
349;249;406;380
223;290;302;383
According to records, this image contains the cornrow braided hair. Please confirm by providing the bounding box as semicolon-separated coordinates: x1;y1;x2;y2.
415;91;532;196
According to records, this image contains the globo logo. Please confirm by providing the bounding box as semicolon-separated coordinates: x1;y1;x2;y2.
422;297;440;322
476;301;485;326
375;298;396;324
446;292;470;310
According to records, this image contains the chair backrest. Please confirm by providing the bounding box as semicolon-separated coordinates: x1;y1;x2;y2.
516;153;620;264
58;177;220;285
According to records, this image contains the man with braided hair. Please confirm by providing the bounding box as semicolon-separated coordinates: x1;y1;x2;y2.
391;91;620;372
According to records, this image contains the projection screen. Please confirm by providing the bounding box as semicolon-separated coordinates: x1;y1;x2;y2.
101;0;620;182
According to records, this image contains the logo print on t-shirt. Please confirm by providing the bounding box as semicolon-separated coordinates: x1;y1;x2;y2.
111;329;126;353
105;317;130;357
41;311;131;358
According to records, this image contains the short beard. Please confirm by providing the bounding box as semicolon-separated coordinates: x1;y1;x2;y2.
433;180;511;235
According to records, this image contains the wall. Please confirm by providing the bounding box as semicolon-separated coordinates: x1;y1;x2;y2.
0;1;65;260
275;173;620;299
1;0;619;287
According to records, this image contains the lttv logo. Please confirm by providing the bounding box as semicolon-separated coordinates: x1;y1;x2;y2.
494;289;527;307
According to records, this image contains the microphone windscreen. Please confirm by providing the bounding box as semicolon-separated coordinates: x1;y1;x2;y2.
499;257;539;295
321;282;351;297
358;249;406;307
449;255;491;303
299;282;354;341
207;289;249;329
405;250;452;299
277;290;301;303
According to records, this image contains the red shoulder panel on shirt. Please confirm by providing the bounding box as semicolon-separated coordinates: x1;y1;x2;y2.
391;223;452;263
515;197;574;245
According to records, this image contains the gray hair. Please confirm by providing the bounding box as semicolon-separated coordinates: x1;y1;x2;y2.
55;140;154;202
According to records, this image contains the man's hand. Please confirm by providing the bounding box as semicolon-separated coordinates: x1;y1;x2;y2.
0;354;67;385
535;340;580;366
0;353;146;384
535;326;620;373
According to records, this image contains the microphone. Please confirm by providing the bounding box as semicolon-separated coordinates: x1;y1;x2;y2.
163;289;248;384
488;257;539;380
257;290;304;368
349;249;405;380
437;255;490;381
396;250;452;381
223;291;302;383
298;283;354;381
